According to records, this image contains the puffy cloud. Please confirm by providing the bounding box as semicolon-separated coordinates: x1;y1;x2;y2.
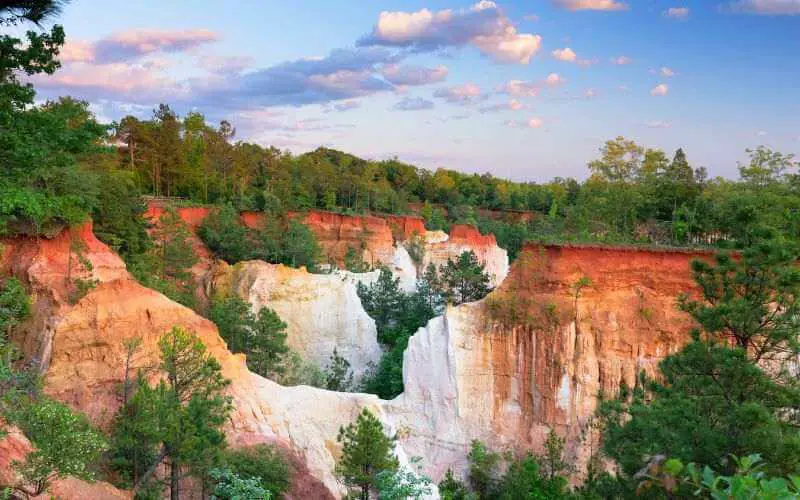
479;99;527;113
393;96;435;111
359;2;542;64
545;72;566;86
661;66;676;77
650;83;669;96
506;117;543;128
60;40;95;63
663;7;690;19
498;79;540;97
610;55;632;65
552;47;577;62
433;82;488;104
727;0;800;14
552;0;629;11
646;120;672;128
381;64;449;86
498;73;565;97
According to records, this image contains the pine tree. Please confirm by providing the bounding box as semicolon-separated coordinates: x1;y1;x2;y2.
440;251;492;305
336;408;398;500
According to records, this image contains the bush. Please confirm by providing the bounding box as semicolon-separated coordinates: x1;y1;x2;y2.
222;445;291;496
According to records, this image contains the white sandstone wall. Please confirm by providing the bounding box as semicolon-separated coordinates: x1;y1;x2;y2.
224;261;383;380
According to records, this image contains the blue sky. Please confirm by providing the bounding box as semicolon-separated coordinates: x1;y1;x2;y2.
32;0;800;181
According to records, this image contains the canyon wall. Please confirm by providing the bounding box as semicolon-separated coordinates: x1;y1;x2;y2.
211;260;382;379
0;224;395;498
387;244;705;481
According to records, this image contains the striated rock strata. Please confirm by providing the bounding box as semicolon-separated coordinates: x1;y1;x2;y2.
387;244;705;481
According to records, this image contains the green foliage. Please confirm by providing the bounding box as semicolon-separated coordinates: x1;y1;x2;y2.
439;469;473;500
198;207;321;271
221;444;290;497
640;454;800;499
9;398;107;497
357;266;441;398
197;205;253;263
210;296;290;378
374;457;433;500
678;238;800;362
600;342;800;479
91;170;150;262
208;468;271;500
112;327;232;498
467;440;501;498
336;408;399;500
440;251;492;305
324;348;355;392
272;351;326;388
344;245;371;273
130;208;198;308
0;277;30;341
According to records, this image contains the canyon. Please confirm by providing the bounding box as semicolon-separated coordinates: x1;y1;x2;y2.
0;208;706;499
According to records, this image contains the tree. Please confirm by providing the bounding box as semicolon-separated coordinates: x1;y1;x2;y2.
540;429;570;481
0;277;30;341
357;267;404;338
600;341;800;478
210;296;290;378
324;348;354;392
221;444;290;497
247;307;290;377
198;205;253;264
208;468;271;500
440;251;492;305
467;440;500;499
10;398;107;497
131;327;232;500
678;239;800;363
374;457;433;500
587;136;644;183
336;408;399;500
439;469;472;500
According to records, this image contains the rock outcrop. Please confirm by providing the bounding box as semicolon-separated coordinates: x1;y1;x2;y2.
0;224;395;498
387;244;705;481
211;260;382;379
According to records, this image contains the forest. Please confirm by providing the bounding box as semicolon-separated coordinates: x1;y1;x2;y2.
1;1;799;499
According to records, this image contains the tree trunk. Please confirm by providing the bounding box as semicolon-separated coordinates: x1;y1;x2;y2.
133;447;167;494
170;459;179;500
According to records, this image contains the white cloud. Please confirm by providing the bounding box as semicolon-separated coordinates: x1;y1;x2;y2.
360;3;542;64
381;64;449;86
757;130;768;136
506;117;544;128
498;79;540;97
552;47;577;62
728;0;800;15
433;82;488;104
650;83;669;96
610;56;632;65
545;72;566;86
552;0;629;11
584;88;597;98
663;7;690;19
479;99;528;113
661;66;676;77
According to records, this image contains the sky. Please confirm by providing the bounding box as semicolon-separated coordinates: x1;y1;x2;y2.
28;0;800;181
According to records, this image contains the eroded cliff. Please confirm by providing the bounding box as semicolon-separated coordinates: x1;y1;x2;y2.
387;244;705;481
